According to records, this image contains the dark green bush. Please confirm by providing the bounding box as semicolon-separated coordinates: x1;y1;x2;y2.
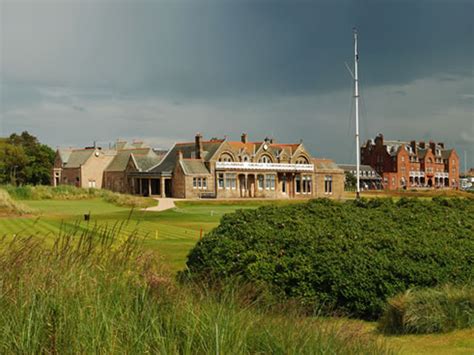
184;198;474;320
379;285;474;334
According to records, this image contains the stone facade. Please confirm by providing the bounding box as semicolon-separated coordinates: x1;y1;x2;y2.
140;133;345;200
53;134;345;200
52;148;114;188
361;134;460;190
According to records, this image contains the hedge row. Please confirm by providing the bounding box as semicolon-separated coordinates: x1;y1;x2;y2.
184;198;474;320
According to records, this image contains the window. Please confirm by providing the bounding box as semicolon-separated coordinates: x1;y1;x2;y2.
193;177;207;190
296;175;301;193
296;156;309;164
218;173;224;189
401;156;405;162
259;155;271;164
281;175;287;193
265;174;275;190
219;153;234;162
225;173;237;190
324;175;332;194
302;175;312;194
257;175;264;190
88;180;96;188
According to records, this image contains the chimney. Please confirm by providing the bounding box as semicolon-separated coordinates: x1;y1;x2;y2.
375;133;384;145
177;150;183;161
410;140;417;152
419;141;425;149
241;133;248;144
429;141;436;152
195;133;203;160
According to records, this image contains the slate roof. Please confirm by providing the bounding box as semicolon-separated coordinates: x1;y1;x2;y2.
57;149;73;164
134;154;164;171
64;149;95;168
105;148;165;172
149;141;225;173
180;159;211;175
441;149;453;159
104;148;150;172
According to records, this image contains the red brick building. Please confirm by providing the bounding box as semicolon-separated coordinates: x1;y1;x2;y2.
361;134;459;190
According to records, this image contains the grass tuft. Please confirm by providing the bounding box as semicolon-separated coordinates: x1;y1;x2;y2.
3;185;155;208
0;189;33;215
379;285;474;334
0;223;392;354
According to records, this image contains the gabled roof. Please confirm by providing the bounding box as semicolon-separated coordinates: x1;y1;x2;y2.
149;140;225;173
134;153;164;171
64;149;95;168
105;148;164;172
105;148;148;172
57;149;73;164
441;149;453;159
180;159;211;175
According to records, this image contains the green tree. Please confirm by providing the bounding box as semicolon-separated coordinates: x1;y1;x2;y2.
345;172;357;189
0;141;28;185
2;131;55;185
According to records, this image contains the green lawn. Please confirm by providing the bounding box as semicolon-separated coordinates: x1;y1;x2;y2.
0;198;472;354
0;199;266;271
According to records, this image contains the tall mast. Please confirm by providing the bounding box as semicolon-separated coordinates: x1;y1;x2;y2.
353;28;361;199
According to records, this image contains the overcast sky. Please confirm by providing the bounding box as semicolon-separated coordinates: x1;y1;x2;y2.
1;0;473;167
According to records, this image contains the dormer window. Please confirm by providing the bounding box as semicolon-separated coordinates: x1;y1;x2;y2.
259;155;271;164
295;156;309;164
218;153;234;162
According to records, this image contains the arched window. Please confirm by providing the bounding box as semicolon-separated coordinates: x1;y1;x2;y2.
295;156;309;164
218;153;234;162
241;155;249;162
258;155;272;164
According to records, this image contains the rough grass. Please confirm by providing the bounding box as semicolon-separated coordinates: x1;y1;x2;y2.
379;285;474;334
0;227;392;354
3;185;155;208
0;189;33;215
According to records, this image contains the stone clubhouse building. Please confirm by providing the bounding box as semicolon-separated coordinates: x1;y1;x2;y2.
53;133;345;200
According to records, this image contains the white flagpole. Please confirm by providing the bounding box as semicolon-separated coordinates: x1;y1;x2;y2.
354;28;361;199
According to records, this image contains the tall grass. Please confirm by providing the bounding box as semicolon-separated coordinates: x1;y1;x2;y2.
379;285;474;334
0;224;392;354
3;185;155;208
0;189;32;215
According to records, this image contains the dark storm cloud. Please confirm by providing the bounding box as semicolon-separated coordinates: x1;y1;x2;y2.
1;0;473;166
2;0;473;98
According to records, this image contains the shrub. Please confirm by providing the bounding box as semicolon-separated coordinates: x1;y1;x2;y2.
183;198;474;320
0;226;391;354
379;285;474;334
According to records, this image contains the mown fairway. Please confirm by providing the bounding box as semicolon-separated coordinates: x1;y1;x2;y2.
0;199;270;271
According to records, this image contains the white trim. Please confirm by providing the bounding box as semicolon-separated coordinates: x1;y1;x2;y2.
216;161;314;172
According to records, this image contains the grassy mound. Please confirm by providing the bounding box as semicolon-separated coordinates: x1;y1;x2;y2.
3;185;155;208
183;198;474;320
0;228;390;354
379;285;474;334
0;189;32;215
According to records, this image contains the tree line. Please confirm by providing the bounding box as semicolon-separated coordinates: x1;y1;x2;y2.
0;131;55;186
